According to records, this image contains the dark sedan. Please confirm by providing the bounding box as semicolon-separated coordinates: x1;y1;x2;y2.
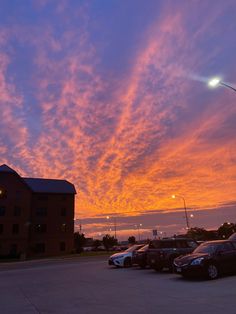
132;244;149;268
174;240;236;279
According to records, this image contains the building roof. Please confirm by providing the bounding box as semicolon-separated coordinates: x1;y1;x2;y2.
23;178;76;194
0;164;76;194
0;164;17;173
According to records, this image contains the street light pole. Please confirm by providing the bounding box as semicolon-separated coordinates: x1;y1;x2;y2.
106;215;117;240
135;224;142;242
172;195;190;230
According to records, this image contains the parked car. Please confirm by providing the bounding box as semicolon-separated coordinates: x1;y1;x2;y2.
228;233;236;241
173;240;236;279
147;238;198;271
132;244;149;268
108;244;144;267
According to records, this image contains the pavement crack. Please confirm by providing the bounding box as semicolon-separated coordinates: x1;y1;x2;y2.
17;286;41;313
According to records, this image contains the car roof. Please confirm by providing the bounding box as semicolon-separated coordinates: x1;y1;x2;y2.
201;240;233;245
151;238;193;242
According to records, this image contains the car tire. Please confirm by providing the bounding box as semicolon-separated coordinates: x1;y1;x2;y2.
124;257;132;268
206;264;219;280
168;257;176;273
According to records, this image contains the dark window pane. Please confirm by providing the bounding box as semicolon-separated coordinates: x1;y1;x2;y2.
15;191;22;200
36;208;47;216
12;224;19;234
14;206;21;216
60;242;66;251
0;206;6;216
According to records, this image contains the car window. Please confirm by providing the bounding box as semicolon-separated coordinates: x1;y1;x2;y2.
194;243;218;254
176;241;188;248
232;242;236;250
217;242;234;252
149;241;161;249
160;241;175;248
187;241;198;249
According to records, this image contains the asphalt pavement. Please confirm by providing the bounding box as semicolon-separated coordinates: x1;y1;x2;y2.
0;256;235;314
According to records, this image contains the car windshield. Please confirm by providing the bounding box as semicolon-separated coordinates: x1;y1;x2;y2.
137;244;149;252
193;243;219;254
125;245;143;252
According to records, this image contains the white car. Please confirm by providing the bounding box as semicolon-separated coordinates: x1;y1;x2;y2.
108;244;144;267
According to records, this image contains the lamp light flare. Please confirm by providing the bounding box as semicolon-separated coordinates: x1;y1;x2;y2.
171;194;176;199
208;77;221;87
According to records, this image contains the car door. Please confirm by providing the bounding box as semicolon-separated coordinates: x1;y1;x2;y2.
216;242;236;274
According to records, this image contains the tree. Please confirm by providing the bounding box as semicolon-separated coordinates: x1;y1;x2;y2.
186;227;210;241
93;239;102;250
102;234;117;250
128;236;136;245
218;222;236;239
74;232;86;253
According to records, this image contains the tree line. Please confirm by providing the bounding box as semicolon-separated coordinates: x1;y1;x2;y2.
74;221;236;253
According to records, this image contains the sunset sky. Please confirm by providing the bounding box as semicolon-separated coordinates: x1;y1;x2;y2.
1;0;236;240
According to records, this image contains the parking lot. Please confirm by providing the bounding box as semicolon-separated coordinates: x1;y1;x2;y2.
0;255;235;314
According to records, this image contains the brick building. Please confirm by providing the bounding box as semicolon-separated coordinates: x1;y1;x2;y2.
0;164;76;258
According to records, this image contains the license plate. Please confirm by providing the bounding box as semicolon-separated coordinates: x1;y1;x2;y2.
176;267;182;273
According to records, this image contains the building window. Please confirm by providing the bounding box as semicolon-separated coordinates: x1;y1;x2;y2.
0;206;6;216
35;243;45;253
61;208;66;216
35;224;47;233
0;187;7;199
60;242;66;251
36;208;47;216
12;224;19;234
61;223;67;232
14;206;21;216
15;190;22;200
0;224;3;234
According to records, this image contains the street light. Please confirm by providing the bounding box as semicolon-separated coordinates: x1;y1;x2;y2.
106;215;117;239
208;77;236;92
172;194;190;230
134;223;142;242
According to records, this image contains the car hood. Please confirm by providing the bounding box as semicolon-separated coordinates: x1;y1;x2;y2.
110;252;129;259
175;253;209;265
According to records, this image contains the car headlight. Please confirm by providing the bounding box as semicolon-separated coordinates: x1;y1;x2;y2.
191;257;204;265
114;255;124;259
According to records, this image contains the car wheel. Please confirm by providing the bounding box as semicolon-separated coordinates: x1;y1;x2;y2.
124;257;132;268
207;264;219;280
168;257;176;273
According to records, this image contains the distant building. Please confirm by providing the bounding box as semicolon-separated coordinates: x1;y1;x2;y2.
0;164;76;258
